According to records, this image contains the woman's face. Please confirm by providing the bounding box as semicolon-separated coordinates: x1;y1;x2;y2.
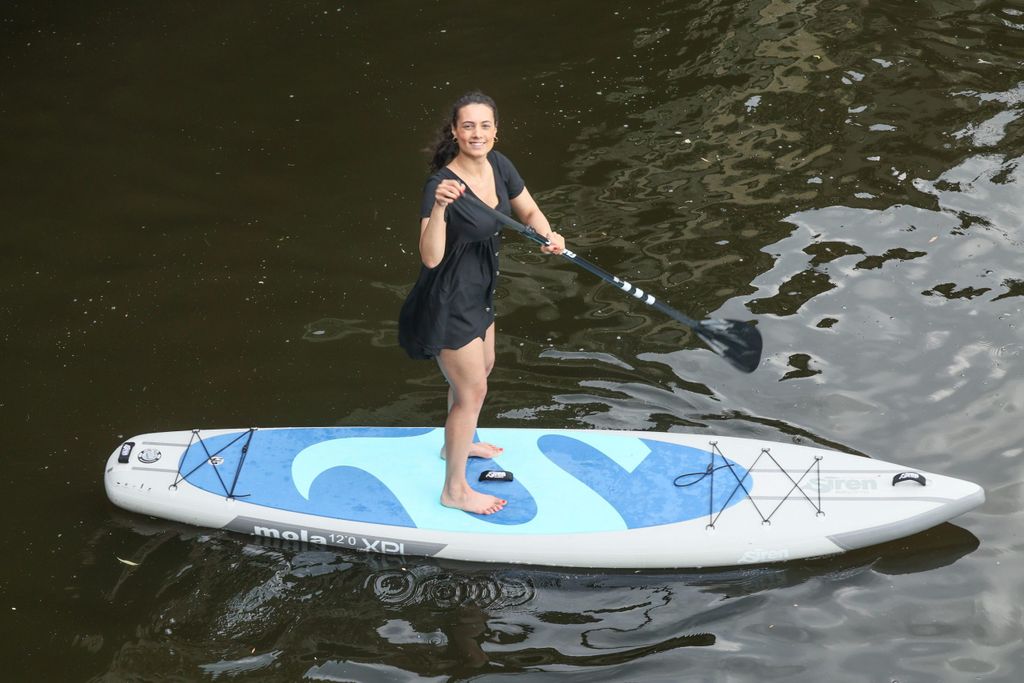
451;103;497;160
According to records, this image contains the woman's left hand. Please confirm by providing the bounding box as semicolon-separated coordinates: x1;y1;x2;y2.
541;231;566;255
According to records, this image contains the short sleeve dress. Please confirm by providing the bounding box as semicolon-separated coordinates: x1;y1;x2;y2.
398;150;525;360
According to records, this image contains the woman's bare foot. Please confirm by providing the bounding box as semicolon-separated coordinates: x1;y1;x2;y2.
440;442;504;460
441;488;507;515
469;442;503;458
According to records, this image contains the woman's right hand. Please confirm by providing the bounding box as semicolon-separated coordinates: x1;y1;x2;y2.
434;180;465;208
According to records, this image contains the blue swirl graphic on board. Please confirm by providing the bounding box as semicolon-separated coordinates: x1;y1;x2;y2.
178;428;750;534
536;434;746;528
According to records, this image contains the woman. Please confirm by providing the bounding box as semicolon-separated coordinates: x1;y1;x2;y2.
399;92;566;515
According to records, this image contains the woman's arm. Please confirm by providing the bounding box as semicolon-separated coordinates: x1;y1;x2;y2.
419;179;465;268
510;187;566;254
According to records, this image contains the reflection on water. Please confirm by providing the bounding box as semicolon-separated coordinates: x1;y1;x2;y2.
87;515;978;679
368;566;535;611
3;0;1023;680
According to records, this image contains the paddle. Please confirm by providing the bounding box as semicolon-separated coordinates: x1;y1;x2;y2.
463;193;763;373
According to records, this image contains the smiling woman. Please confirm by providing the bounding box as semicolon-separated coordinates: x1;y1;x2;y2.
398;92;566;516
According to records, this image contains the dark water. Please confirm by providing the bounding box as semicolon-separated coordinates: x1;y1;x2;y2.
2;0;1022;680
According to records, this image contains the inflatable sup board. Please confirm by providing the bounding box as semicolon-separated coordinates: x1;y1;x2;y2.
104;427;984;568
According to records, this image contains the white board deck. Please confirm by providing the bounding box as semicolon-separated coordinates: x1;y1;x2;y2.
104;426;984;568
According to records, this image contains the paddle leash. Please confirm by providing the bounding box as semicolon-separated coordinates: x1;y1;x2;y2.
464;193;763;373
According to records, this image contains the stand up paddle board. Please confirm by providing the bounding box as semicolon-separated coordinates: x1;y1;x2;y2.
104;427;984;568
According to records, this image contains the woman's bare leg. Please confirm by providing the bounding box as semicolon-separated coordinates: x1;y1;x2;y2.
442;324;503;459
437;332;505;514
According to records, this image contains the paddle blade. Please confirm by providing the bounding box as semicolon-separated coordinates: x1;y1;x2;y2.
694;319;763;373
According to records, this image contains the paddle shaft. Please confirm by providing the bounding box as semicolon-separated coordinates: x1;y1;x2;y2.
464;193;702;330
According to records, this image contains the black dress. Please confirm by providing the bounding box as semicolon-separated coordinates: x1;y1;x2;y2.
398;151;525;360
